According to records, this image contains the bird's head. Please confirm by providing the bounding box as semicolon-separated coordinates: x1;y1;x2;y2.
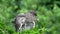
29;10;37;16
29;10;40;22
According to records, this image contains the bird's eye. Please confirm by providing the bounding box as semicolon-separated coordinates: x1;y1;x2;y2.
34;13;37;16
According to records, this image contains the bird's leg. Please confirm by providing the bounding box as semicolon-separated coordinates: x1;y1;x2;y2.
33;21;35;28
19;24;23;31
25;23;27;29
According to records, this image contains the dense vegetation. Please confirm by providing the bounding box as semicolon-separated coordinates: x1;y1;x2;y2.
0;0;60;34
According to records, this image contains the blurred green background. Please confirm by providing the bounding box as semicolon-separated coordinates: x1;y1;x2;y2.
0;0;60;34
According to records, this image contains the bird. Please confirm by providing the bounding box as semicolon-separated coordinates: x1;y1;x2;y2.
12;10;37;32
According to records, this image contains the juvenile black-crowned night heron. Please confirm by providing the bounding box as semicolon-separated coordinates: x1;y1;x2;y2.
13;10;37;32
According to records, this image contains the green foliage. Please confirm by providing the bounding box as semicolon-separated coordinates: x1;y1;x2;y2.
0;0;60;34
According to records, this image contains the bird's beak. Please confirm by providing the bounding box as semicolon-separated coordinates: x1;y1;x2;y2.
36;18;40;21
34;18;40;22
